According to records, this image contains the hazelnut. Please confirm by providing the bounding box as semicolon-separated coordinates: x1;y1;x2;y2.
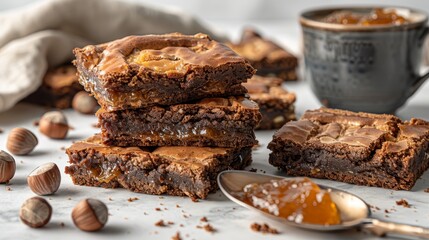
6;127;38;155
20;197;52;228
39;111;69;139
72;91;99;114
27;162;61;195
0;150;16;183
72;198;108;231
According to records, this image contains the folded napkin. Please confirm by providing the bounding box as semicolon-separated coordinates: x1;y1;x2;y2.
0;0;225;112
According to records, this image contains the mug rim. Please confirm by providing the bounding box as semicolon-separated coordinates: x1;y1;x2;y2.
300;6;428;32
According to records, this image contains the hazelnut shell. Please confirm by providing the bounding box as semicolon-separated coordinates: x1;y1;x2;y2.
20;197;52;228
72;198;108;231
0;150;15;183
28;162;61;195
6;128;38;155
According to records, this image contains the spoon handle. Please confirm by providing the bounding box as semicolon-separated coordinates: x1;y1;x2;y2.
362;218;429;239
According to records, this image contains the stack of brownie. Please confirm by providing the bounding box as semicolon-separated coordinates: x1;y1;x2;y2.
65;33;262;199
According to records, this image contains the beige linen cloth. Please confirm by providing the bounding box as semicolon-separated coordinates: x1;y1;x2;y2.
0;0;224;112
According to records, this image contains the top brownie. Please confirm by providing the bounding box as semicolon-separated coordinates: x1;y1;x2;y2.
73;33;255;110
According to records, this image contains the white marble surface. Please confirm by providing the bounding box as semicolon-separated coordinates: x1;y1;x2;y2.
1;19;429;240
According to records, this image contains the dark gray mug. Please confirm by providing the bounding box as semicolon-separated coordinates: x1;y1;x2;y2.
300;7;429;113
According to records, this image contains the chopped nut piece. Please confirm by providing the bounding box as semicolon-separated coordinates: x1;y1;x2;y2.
396;199;411;208
155;220;166;227
250;223;279;234
171;231;182;240
127;197;139;202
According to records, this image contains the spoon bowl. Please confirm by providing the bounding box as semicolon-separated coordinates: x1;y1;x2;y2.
218;170;429;238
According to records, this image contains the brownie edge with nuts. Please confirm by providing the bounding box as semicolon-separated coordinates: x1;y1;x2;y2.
268;108;429;190
65;135;252;199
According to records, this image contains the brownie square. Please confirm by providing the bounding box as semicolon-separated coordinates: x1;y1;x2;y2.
23;65;82;109
97;96;261;148
73;33;255;111
65;135;252;199
243;75;296;129
268;108;429;190
227;29;298;81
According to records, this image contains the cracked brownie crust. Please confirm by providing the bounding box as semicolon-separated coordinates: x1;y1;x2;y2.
73;33;255;111
243;75;296;129
65;135;252;199
98;96;261;147
227;29;298;81
268;108;429;190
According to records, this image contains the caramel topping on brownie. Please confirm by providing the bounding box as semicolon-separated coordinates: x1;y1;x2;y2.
228;30;295;63
43;65;77;89
243;75;296;104
77;33;250;77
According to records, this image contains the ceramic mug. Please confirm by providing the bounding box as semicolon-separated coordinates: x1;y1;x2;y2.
300;7;429;113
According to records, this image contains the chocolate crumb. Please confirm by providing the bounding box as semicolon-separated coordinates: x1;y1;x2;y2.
159;196;164;199
155;207;161;211
6;187;11;191
155;220;166;227
249;168;257;172
60;146;66;151
201;224;216;233
176;204;180;208
164;207;168;210
33;120;39;126
425;188;429;193
68;197;72;200
384;209;390;213
191;197;199;202
128;197;139;202
167;221;174;225
200;217;208;222
250;223;279;234
179;224;184;227
109;197;113;201
396;199;411;208
60;222;65;227
171;231;182;240
0;128;3;133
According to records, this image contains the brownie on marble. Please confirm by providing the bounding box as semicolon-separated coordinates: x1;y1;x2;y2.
73;33;255;111
65;135;252;199
227;29;298;81
243;75;296;129
268;108;429;190
98;96;261;148
23;65;82;109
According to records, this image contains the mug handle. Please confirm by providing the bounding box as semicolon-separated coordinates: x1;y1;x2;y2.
407;26;429;98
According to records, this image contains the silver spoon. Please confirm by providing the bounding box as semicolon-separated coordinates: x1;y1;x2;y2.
217;170;429;239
